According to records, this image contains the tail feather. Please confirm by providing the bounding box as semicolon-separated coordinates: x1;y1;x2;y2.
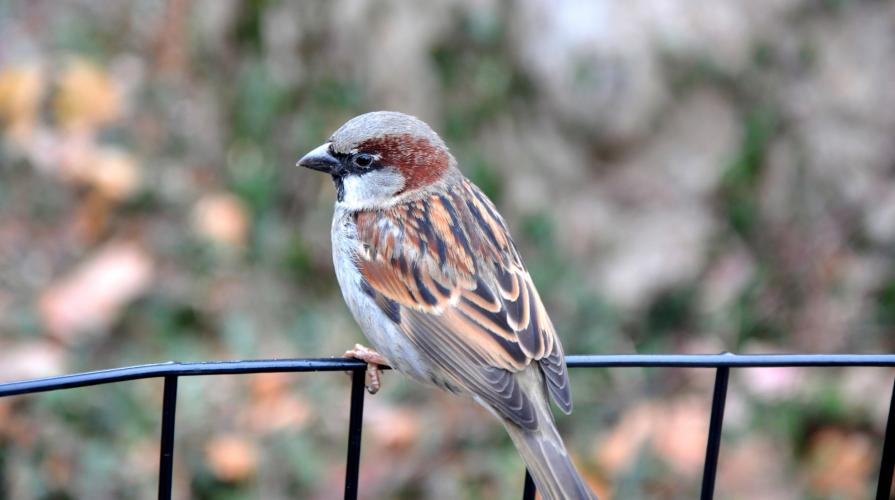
504;419;597;500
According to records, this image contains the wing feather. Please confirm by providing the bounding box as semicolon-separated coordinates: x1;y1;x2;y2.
354;179;573;426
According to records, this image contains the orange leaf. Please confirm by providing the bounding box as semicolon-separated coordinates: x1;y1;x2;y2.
0;63;44;142
205;435;259;483
54;58;122;132
192;192;250;248
39;241;154;341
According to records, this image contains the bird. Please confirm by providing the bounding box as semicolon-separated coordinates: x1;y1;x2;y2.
297;111;596;500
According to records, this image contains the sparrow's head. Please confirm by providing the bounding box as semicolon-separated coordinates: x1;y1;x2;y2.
297;111;456;209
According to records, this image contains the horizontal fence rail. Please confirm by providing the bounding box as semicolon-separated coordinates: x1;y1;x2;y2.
0;353;893;500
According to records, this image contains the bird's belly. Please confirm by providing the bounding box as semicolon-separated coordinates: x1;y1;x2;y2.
331;213;433;384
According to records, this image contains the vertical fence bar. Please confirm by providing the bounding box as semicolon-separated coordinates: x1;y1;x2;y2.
158;376;178;500
876;374;895;500
344;369;367;500
521;469;536;500
700;367;730;500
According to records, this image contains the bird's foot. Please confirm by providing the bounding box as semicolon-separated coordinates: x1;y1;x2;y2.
344;343;387;394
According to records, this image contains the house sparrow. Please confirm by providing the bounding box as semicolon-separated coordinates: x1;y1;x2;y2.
297;111;595;500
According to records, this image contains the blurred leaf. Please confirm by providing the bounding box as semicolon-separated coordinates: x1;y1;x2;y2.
307;78;363;112
521;211;554;247
0;63;44;142
720;107;780;237
192;192;251;249
234;0;270;51
54;58;123;132
39;241;154;342
874;277;895;332
226;140;275;218
233;60;287;140
594;397;709;477
730;271;784;346
84;147;141;200
283;233;314;282
0;341;66;382
431;12;532;143
464;154;502;204
645;286;697;335
805;428;874;498
205;434;259;483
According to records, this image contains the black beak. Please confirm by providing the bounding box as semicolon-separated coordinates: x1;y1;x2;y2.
296;142;341;175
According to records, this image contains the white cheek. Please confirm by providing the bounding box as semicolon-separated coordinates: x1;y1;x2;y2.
339;170;405;210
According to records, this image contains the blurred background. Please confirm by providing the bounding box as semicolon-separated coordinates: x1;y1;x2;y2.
0;0;893;498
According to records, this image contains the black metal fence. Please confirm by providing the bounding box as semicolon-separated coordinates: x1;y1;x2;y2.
1;353;894;500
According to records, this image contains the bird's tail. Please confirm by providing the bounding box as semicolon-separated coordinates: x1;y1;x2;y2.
502;417;597;500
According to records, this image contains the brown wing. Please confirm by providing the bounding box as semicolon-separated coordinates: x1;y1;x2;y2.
354;178;571;429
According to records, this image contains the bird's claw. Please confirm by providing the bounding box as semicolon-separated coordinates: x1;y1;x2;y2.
344;343;386;394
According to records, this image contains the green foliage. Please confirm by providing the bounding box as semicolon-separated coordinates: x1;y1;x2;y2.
721;107;780;238
234;0;273;52
465;153;503;204
233;62;291;142
730;271;785;346
645;286;697;335
875;277;895;329
431;10;533;143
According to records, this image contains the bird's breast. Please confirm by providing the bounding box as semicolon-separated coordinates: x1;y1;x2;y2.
330;208;434;383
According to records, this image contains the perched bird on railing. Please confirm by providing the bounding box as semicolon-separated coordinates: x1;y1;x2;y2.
297;111;596;500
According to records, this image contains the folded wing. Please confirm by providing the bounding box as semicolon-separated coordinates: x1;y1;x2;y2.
354;179;571;430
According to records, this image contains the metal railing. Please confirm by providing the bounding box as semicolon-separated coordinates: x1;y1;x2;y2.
1;353;894;500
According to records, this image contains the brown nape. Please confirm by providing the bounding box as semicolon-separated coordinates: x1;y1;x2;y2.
359;134;450;193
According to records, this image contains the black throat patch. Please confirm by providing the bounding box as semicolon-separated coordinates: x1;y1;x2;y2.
332;175;345;202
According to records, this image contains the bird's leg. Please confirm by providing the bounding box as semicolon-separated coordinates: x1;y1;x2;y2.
343;343;387;394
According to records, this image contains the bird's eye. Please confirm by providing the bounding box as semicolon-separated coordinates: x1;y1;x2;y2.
352;153;374;168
